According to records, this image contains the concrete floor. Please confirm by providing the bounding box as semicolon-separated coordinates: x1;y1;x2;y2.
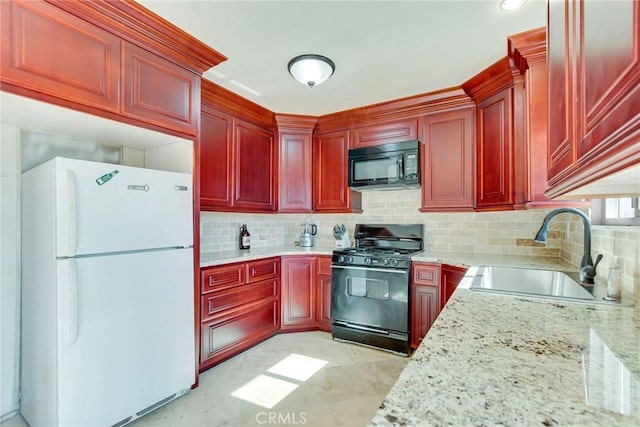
3;331;408;427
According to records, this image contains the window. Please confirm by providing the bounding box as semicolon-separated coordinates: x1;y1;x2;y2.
591;197;640;226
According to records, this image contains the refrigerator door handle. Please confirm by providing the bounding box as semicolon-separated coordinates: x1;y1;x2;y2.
66;170;77;256
68;259;79;345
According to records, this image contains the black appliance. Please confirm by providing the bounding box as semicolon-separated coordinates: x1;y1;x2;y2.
330;224;424;355
348;140;420;190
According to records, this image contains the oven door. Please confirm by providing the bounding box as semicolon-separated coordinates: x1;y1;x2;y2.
330;265;409;334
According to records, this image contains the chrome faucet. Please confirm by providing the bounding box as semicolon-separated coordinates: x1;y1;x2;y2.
533;207;603;284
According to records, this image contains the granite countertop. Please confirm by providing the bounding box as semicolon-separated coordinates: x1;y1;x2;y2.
371;281;640;426
201;247;576;270
200;244;335;267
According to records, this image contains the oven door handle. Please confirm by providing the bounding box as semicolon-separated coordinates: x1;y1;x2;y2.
331;265;408;274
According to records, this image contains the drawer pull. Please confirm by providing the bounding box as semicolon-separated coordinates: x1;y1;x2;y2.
209;276;215;285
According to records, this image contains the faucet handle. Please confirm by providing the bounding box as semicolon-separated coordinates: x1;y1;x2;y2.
580;254;603;283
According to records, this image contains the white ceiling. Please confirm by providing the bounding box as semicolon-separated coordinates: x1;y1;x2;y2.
140;0;547;116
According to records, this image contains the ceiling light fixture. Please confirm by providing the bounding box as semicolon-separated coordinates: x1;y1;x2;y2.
500;0;527;11
287;54;335;88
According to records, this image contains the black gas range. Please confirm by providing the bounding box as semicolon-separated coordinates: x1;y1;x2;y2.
332;224;423;270
330;224;424;355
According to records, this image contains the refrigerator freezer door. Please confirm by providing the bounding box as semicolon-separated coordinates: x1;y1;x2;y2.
55;249;194;426
48;157;193;257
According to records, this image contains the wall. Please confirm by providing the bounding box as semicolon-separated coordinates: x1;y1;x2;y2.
200;189;566;256
201;192;639;300
562;220;640;297
1;124;21;420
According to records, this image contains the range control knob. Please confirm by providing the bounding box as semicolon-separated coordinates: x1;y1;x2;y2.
383;258;390;266
338;255;345;264
346;256;354;264
364;257;373;265
391;258;400;267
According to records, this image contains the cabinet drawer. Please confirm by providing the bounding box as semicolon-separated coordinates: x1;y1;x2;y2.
317;256;332;275
201;298;280;363
201;263;245;294
201;279;280;321
247;257;280;283
412;263;441;286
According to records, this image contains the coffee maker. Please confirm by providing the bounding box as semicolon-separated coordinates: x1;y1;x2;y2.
299;222;317;247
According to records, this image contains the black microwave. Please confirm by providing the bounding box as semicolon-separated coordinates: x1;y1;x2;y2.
348;140;420;190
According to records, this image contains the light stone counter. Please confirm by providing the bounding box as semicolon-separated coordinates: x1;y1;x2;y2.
370;282;640;426
200;245;335;267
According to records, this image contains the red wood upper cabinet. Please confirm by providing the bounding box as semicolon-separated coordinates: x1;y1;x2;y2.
508;27;590;209
281;256;317;330
314;130;362;213
200;105;234;209
546;0;640;197
275;115;317;212
351;118;418;148
419;108;475;211
0;0;121;112
234;120;275;211
462;57;526;211
122;42;199;136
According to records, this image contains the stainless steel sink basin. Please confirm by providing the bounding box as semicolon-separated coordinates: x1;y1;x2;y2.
470;266;595;301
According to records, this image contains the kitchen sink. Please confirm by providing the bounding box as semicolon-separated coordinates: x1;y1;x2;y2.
469;266;595;301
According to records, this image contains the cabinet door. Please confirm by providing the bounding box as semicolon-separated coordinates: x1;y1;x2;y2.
122;42;198;136
0;0;120;112
316;256;332;332
316;274;332;332
278;131;313;212
576;0;640;164
200;106;234;209
476;89;514;209
351;118;418;148
234;120;275;211
314;131;362;212
441;265;467;309
547;0;577;183
420;109;475;211
410;285;439;349
547;0;640;196
281;256;316;329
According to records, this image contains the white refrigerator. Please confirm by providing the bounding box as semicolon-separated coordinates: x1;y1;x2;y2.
20;157;195;427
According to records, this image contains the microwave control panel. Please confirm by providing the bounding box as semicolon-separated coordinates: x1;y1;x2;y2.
404;152;419;180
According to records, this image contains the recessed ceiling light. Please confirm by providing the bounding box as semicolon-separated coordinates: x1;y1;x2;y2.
500;0;527;11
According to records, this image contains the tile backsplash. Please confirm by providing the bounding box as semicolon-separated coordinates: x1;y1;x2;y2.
200;190;639;297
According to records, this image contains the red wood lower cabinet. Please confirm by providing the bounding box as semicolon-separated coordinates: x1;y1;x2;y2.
281;256;317;330
316;256;332;332
199;257;280;371
410;262;468;350
410;285;439;350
